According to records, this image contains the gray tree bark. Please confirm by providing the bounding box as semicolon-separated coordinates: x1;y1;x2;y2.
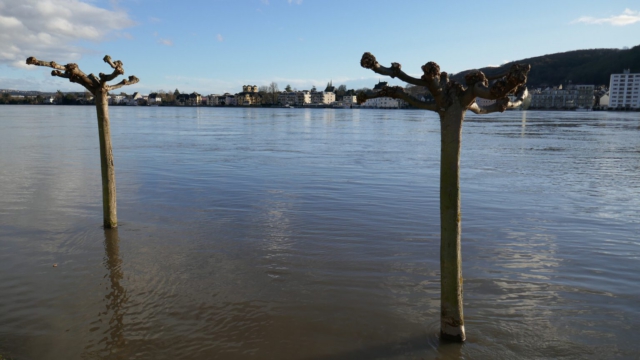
439;105;465;341
26;56;138;228
358;53;530;341
96;89;117;228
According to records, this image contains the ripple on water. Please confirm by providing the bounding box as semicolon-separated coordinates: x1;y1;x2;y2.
0;107;639;359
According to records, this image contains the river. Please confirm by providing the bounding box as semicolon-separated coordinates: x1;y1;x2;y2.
0;106;638;359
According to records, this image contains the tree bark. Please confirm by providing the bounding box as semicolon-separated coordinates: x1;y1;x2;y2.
95;89;117;228
439;103;465;341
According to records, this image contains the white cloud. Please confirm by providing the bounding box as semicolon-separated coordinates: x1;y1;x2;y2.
260;0;269;4
0;0;135;68
157;38;173;46
287;0;303;4
216;34;224;42
572;8;640;26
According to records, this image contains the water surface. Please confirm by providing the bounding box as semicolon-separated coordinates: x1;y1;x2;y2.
0;106;638;359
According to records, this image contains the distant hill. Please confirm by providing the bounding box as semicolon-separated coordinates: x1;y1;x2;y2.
454;45;640;88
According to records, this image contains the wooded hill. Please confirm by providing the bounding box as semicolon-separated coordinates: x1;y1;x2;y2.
453;45;640;88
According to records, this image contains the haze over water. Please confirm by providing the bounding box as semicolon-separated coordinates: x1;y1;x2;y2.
0;106;638;359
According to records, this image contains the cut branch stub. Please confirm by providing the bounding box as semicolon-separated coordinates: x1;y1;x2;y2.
51;70;70;79
421;62;441;82
390;62;402;78
464;71;488;87
107;75;139;91
489;64;530;98
103;55;116;68
495;97;509;112
360;52;378;70
420;62;444;99
99;57;125;82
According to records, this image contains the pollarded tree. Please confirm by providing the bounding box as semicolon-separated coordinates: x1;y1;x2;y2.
357;53;530;342
26;55;139;228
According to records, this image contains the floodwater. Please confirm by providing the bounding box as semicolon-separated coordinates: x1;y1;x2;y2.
0;106;638;359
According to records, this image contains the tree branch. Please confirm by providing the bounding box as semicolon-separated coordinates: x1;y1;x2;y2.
51;70;71;79
468;86;528;114
106;76;139;91
472;64;531;100
103;55;117;69
507;85;528;109
26;57;96;92
360;52;430;87
100;55;124;82
356;85;438;112
88;73;101;87
26;57;65;71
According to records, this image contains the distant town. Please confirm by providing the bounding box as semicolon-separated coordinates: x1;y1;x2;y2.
1;69;638;111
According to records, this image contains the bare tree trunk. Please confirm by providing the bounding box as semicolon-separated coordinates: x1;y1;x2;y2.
96;90;117;228
439;104;465;341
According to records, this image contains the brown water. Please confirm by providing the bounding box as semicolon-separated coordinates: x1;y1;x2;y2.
0;106;639;359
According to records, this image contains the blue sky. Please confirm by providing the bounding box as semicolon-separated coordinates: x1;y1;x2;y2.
1;0;639;94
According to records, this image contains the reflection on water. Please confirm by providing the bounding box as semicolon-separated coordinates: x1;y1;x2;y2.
0;107;639;359
89;229;128;358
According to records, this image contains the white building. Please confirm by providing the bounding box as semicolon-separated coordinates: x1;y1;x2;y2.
361;81;399;108
609;69;640;109
109;95;125;104
361;97;399;108
598;92;609;107
126;92;143;105
148;93;162;105
310;91;335;105
342;95;357;106
297;91;311;105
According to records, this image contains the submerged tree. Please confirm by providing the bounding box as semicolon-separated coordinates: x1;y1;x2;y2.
26;55;139;228
357;53;530;342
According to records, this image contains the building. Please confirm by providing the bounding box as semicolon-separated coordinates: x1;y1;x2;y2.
109;94;125;104
148;93;162;105
297;91;311;105
609;69;640;109
126;92;143;105
530;84;594;110
242;85;258;93
342;95;357;107
361;81;399;108
225;94;236;106
310;91;335;105
277;91;313;106
278;92;298;106
204;94;222;106
236;85;261;106
176;92;201;106
361;97;399;108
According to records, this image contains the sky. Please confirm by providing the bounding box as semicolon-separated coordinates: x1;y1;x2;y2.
1;0;639;94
